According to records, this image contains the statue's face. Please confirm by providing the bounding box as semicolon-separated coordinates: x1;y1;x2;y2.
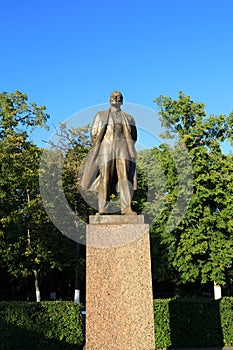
110;92;123;106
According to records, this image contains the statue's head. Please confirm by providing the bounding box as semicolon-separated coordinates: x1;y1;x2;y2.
109;91;123;107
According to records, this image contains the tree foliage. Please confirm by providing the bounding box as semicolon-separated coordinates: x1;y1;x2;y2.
0;90;49;138
146;91;233;286
1;89;233;298
0;91;83;299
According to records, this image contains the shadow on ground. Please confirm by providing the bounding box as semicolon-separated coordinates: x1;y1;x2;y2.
168;298;224;349
0;321;84;350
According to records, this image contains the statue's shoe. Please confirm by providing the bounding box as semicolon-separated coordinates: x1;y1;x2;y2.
121;208;137;215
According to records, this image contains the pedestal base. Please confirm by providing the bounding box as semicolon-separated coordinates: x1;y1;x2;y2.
86;216;155;350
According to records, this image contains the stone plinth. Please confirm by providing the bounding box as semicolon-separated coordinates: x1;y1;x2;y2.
86;216;155;350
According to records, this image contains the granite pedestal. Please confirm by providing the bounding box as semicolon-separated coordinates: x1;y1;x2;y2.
86;215;155;350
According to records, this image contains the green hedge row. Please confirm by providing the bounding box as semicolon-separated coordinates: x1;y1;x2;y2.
154;297;233;349
0;301;84;350
1;298;233;349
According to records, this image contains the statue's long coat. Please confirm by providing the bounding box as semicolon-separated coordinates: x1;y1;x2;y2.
80;109;137;195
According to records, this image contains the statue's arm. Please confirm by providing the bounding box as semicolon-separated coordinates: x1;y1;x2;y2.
91;113;101;144
130;116;137;142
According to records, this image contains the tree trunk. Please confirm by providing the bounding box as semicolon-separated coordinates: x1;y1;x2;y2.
214;281;221;300
26;189;41;302
74;242;80;303
33;269;41;302
74;272;80;302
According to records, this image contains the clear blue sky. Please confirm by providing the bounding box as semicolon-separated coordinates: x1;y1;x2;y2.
1;0;233;149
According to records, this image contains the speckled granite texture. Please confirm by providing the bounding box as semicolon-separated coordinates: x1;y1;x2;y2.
86;218;155;350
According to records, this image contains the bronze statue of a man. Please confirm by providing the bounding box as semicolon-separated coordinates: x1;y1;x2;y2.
81;91;137;215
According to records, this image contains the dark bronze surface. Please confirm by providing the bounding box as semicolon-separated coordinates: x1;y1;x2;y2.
81;91;137;214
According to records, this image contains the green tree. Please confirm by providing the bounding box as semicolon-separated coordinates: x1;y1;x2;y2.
136;144;183;283
40;122;92;301
0;90;49;138
0;91;80;301
147;92;233;292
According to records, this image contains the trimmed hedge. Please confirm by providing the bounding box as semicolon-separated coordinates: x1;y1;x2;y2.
0;301;84;350
154;297;233;349
1;297;233;349
219;297;233;347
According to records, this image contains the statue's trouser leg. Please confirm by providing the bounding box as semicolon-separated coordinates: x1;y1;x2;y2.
98;160;115;213
116;158;134;212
